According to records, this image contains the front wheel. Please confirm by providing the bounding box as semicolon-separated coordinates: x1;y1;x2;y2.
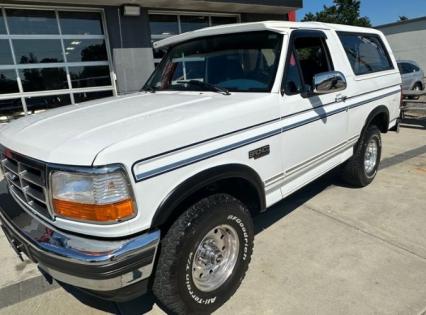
153;194;254;314
341;125;382;187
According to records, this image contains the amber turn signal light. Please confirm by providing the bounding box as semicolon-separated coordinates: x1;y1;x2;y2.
52;198;135;223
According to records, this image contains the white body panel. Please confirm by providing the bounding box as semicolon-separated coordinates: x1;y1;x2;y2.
0;21;401;237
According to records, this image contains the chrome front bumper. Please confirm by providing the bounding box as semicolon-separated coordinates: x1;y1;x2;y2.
0;185;160;293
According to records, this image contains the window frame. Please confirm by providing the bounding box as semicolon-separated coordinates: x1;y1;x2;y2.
0;4;116;121
281;30;334;97
337;31;395;77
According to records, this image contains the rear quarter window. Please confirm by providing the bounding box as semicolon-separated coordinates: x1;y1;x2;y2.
337;32;394;76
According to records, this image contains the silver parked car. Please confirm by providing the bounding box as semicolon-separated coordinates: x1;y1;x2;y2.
397;60;424;91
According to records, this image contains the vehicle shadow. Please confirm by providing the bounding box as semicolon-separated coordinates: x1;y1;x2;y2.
60;282;158;314
308;95;328;124
254;169;341;234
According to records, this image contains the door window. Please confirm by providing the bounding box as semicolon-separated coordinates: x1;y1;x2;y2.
283;33;333;95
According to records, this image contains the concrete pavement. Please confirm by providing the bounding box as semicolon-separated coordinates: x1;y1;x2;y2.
0;125;425;314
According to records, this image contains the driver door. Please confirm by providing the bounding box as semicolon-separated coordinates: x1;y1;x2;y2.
278;30;350;196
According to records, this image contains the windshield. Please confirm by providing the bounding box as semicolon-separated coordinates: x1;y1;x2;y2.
144;31;283;93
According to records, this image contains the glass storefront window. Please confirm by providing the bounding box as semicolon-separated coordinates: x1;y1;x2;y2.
6;9;59;35
63;39;107;62
149;13;239;65
0;7;114;120
19;67;68;92
149;15;179;36
74;90;113;103
180;16;209;33
25;94;71;113
0;70;19;94
59;11;104;35
0;98;25;123
211;16;238;26
0;40;14;64
13;39;64;64
69;65;111;88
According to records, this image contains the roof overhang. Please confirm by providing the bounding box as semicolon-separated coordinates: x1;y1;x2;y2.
7;0;303;15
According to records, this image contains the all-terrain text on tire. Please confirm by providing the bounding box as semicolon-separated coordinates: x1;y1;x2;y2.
153;194;254;314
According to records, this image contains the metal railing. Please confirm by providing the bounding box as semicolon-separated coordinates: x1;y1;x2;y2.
401;89;426;119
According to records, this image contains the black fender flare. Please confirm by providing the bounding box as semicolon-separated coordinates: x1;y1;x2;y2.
362;105;390;134
151;164;266;228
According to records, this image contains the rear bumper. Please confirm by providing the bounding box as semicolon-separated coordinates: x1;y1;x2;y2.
0;184;160;294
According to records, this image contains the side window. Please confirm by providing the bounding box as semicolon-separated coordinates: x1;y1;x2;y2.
403;63;414;73
283;34;333;95
411;64;420;72
402;63;412;74
338;32;394;75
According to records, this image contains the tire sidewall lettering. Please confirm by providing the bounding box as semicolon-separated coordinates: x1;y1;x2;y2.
226;214;249;261
182;212;250;305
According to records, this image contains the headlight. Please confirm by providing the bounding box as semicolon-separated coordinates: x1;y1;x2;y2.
50;167;136;223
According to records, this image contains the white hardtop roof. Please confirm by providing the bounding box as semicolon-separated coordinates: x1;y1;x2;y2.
154;21;383;49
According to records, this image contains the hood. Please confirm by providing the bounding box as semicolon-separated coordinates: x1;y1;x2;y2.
0;91;278;166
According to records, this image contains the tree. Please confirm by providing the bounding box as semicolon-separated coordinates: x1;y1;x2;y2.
302;0;371;27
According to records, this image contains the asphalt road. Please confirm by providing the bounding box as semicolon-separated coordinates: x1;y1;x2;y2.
0;123;425;315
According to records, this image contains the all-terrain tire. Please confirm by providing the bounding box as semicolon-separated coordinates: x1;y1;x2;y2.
341;125;382;187
152;194;254;314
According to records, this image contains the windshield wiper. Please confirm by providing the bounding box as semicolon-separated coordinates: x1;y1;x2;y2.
177;80;231;96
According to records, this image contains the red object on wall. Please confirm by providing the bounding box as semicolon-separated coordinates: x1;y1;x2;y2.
288;11;296;22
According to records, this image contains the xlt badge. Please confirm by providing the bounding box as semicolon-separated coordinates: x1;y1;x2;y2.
249;145;270;160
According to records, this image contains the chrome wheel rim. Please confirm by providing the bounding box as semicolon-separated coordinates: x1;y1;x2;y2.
364;138;378;174
192;225;240;292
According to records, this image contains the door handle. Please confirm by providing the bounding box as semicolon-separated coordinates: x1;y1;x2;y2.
335;94;348;103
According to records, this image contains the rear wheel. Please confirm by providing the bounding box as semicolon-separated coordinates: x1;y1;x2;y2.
412;83;423;100
153;194;254;314
341;125;382;187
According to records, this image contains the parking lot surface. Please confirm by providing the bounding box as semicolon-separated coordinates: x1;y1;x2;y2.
0;124;425;315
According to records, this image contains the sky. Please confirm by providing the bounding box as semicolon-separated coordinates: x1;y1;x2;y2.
297;0;426;26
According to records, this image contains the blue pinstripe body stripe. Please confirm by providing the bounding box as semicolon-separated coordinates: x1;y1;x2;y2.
134;89;400;182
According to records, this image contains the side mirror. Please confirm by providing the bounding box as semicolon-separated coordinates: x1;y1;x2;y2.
312;71;347;95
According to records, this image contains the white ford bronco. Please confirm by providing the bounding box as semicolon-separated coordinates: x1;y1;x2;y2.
0;21;401;314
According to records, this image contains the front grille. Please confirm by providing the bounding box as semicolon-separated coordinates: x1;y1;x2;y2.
1;149;52;220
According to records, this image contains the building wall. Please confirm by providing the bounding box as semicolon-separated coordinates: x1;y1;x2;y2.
241;12;289;22
379;19;426;76
104;7;155;94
